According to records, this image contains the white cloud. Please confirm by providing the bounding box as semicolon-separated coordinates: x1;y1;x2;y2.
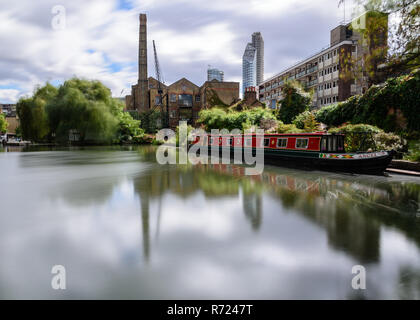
0;0;351;102
0;89;20;103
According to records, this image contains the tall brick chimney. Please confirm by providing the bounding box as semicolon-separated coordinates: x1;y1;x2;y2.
137;13;149;112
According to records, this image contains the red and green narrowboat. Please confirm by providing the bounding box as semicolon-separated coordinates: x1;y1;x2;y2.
190;132;394;175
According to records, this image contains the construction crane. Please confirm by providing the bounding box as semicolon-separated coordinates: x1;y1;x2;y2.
152;40;169;128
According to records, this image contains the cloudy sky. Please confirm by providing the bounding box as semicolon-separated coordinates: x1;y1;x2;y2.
0;0;358;103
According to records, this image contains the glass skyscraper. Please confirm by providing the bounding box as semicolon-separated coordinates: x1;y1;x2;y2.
242;43;257;95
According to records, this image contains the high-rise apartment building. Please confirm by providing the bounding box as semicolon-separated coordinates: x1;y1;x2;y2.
252;32;264;85
242;43;257;94
207;67;224;82
259;12;387;109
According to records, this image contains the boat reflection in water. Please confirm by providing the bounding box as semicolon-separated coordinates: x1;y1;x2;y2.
1;145;419;299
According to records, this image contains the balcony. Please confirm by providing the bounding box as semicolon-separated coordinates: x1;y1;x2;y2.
324;58;332;66
324;73;332;81
260;88;265;93
278;80;284;86
287;75;295;81
332;86;338;95
333;56;338;64
271;83;279;89
307;79;317;87
324;88;332;96
318;90;324;97
296;70;306;78
318;61;324;69
333;71;339;79
306;66;318;74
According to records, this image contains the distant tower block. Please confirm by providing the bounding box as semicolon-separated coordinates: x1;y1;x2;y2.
137;13;149;112
252;32;264;85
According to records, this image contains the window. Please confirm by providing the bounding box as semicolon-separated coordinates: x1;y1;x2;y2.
277;138;287;148
155;96;161;105
227;138;233;146
264;138;270;147
245;139;252;147
296;138;308;149
209;137;213;144
178;94;193;107
169;94;176;102
195;95;200;102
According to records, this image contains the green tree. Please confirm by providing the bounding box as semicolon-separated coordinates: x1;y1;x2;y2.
47;78;122;143
16;83;58;141
0;113;8;133
347;0;420;84
276;81;311;124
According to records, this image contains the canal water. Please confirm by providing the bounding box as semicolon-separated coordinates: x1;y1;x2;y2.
0;145;419;299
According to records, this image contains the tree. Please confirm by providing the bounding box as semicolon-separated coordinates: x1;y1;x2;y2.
17;78;143;143
0;113;8;133
345;0;420;85
16;83;58;141
276;81;311;124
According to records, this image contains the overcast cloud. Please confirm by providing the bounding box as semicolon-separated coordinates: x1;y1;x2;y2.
0;0;357;103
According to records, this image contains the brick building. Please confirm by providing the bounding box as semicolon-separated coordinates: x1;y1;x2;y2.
125;14;239;128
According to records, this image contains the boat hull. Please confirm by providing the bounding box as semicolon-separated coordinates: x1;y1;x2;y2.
198;146;394;175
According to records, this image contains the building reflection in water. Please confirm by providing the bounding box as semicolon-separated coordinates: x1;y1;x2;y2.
133;146;419;267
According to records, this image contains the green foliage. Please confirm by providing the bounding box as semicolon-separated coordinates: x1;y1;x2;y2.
17;78;143;144
197;107;276;132
276;81;311;124
138;110;163;133
292;110;321;132
0;113;7;133
16;83;58;141
276;121;304;134
328;123;407;152
404;140;420;162
316;69;420;134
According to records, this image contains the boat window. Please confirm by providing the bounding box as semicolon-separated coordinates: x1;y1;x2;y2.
296;138;308;149
322;135;344;152
245;139;252;147
209;137;213;145
277;138;288;148
227;138;233;146
264;138;270;147
321;137;327;151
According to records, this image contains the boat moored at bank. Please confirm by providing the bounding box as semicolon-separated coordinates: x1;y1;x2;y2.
190;132;394;175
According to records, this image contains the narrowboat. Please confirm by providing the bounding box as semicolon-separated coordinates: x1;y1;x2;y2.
190;132;394;175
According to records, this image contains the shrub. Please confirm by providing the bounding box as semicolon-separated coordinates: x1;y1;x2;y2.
315;69;420;134
0;113;8;133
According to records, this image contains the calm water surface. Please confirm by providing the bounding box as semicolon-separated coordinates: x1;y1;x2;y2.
0;145;419;299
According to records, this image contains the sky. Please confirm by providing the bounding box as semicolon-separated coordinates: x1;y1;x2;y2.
0;0;358;103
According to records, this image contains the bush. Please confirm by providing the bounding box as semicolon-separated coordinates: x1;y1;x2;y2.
197;107;276;132
293;110;321;132
328;123;407;152
404;141;420;162
315;69;420;134
276;121;304;134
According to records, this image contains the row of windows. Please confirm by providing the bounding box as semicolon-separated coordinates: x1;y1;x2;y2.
318;49;339;63
208;137;309;149
319;96;339;105
319;65;339;76
318;81;338;91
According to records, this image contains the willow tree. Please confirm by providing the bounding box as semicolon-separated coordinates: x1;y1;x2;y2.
16;83;58;141
46;78;122;143
0;113;8;133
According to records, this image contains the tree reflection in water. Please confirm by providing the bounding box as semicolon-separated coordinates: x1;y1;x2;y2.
134;146;419;266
